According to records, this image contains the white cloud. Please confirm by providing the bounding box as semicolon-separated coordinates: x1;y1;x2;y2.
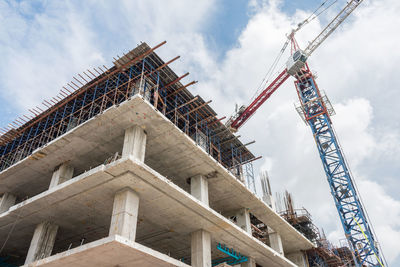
0;1;106;111
0;0;217;113
333;98;376;167
358;178;400;262
1;0;399;264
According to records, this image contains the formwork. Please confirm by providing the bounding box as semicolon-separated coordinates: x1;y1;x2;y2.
0;42;258;183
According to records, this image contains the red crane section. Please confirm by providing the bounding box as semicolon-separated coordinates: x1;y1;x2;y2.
229;69;290;130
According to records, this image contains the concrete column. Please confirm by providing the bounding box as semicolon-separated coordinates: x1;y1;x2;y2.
190;175;209;206
286;251;307;267
49;163;74;189
262;193;276;210
25;221;58;264
0;193;16;213
268;228;284;255
241;258;256;267
236;208;251;234
191;229;211;267
122;125;147;162
109;188;139;241
262;193;284;255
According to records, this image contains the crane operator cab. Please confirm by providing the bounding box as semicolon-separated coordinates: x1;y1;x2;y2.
286;50;308;76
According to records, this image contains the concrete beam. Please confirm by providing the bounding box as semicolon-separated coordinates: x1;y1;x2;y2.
191;229;211;267
241;258;256;267
0;192;16;213
25;221;58;264
1;159;296;267
109;187;139;241
0;96;314;254
122;125;147;161
236;208;251;235
21;235;190;267
49;163;74;189
190;175;209;206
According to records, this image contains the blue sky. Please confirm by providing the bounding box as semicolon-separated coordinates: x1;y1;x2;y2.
0;95;17;129
203;0;250;57
0;0;399;264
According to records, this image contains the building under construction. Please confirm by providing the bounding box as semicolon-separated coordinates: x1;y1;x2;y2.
0;42;316;267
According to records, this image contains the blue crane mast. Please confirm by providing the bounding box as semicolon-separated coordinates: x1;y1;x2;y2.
293;59;384;266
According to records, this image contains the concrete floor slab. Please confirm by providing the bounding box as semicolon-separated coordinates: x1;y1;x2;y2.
0;158;297;266
23;235;190;267
0;96;313;263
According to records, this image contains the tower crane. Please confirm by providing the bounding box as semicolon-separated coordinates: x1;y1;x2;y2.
226;0;386;266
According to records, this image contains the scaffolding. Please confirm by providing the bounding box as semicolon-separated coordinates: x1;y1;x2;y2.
277;191;356;267
277;191;319;242
0;42;258;182
244;162;256;193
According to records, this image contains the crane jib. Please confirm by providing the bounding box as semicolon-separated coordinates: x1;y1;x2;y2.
231;69;290;129
305;0;364;57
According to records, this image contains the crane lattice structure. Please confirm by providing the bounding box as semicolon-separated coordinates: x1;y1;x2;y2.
227;0;386;266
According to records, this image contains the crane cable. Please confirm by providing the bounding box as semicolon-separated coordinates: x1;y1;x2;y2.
248;0;338;107
309;0;338;24
249;39;289;105
294;0;338;34
352;215;385;267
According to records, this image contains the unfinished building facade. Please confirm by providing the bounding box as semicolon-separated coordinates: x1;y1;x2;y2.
0;42;314;267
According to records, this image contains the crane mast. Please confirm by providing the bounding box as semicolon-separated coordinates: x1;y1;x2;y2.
227;0;387;265
294;57;384;266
